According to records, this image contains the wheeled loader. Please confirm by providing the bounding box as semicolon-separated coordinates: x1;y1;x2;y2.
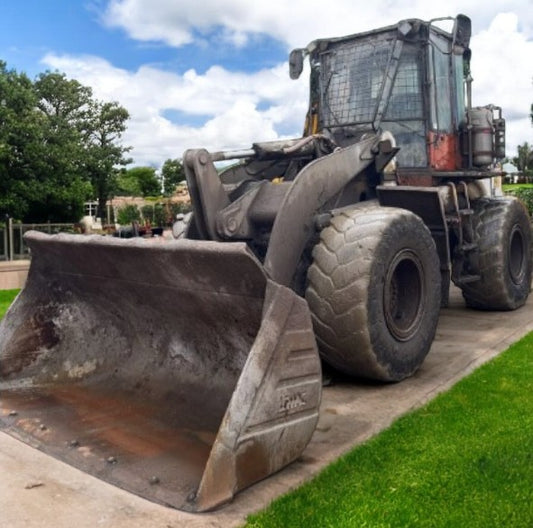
1;15;531;512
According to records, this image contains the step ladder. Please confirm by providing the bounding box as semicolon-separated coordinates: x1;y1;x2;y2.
446;182;480;286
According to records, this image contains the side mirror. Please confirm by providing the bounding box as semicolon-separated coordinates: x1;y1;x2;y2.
289;49;304;80
453;14;471;49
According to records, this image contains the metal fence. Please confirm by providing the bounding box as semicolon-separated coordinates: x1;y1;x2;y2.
0;219;76;261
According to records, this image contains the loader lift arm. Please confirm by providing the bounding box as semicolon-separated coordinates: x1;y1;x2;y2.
184;133;398;287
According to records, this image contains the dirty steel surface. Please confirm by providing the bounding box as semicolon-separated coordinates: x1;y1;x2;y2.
1;286;532;527
0;384;216;508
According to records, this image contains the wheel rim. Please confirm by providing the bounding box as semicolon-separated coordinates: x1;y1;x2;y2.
383;249;424;342
508;224;527;285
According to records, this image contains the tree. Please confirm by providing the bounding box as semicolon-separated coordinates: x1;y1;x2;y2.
116;170;141;196
83;100;131;223
116;203;141;225
161;158;185;196
0;64;131;223
510;142;533;183
0;62;42;220
117;166;160;197
30;72;94;222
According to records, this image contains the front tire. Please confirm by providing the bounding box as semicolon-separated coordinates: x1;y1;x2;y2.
306;204;441;381
459;197;531;310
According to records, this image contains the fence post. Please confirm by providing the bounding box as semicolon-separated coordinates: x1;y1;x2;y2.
2;224;7;261
8;217;14;261
19;223;24;258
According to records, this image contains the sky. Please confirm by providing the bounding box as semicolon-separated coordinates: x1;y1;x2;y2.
1;0;532;168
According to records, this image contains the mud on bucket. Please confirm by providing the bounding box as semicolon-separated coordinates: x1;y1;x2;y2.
0;232;321;512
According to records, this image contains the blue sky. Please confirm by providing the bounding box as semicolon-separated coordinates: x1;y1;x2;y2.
2;0;532;167
1;1;287;75
2;1;126;74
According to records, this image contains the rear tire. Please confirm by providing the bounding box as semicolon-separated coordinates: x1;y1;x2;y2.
305;204;441;381
459;197;531;310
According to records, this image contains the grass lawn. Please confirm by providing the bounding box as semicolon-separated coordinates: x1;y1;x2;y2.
0;289;19;318
503;183;533;192
246;335;533;528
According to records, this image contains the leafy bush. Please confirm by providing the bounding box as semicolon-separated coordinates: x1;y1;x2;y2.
117;201;190;227
153;204;166;227
140;203;166;227
116;204;141;225
510;188;533;216
141;204;154;221
169;202;191;217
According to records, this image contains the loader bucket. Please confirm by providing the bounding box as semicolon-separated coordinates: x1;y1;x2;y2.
0;231;321;512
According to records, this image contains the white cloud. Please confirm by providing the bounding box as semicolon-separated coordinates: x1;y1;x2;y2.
43;2;533;167
42;53;308;166
470;13;533;152
103;0;533;49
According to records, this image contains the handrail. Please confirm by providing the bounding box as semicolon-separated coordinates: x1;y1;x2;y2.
0;222;76;261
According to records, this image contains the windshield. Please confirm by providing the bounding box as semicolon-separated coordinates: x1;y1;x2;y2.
319;32;396;128
316;31;428;167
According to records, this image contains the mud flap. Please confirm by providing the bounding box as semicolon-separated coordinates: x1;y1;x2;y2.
0;231;321;512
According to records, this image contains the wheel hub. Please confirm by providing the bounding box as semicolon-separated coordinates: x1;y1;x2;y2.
383;249;424;342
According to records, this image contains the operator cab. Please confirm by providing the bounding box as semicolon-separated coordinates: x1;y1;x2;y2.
291;15;505;179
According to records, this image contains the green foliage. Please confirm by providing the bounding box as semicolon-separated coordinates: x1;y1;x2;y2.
140;203;166;227
0;62;43;220
139;201;190;226
506;187;533;216
117;166;160;197
153;204;167;226
116;203;141;225
116;200;189;228
169;201;191;217
161;158;185;196
246;335;533;528
116;171;142;196
511;142;533;177
83;100;132;221
140;204;153;220
0;62;130;223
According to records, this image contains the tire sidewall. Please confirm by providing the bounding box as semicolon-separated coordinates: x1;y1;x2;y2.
463;198;532;310
498;200;531;306
367;214;441;379
306;205;441;381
